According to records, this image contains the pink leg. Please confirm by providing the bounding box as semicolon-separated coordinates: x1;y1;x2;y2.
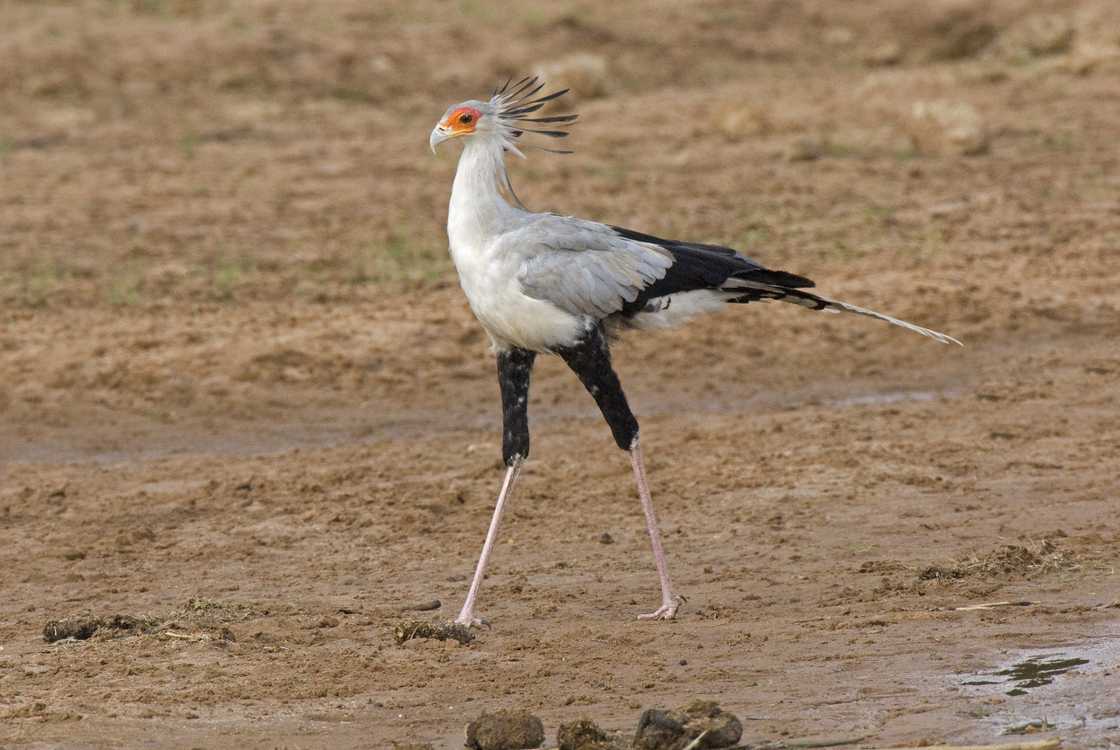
455;457;523;627
630;438;684;620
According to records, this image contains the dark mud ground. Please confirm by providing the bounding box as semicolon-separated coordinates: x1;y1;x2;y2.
2;1;1119;747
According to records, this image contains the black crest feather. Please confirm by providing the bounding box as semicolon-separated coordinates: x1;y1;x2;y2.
492;75;578;148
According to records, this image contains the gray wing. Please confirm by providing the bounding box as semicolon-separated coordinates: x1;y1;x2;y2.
506;215;674;319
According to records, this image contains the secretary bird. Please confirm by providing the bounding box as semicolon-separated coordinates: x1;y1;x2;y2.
429;76;960;626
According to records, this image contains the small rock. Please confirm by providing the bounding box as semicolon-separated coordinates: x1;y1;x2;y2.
633;700;743;750
535;53;609;99
1006;14;1075;58
785;137;825;162
907;100;989;156
927;199;970;218
558;718;622;750
466;709;545;750
598;532;614;545
710;103;774;141
864;41;903;67
317;616;339;628
823;26;855;47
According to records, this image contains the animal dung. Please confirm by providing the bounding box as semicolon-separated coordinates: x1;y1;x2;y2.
393;618;474;646
633;700;744;750
465;709;546;750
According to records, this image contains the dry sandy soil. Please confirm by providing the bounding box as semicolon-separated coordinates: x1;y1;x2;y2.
2;1;1120;748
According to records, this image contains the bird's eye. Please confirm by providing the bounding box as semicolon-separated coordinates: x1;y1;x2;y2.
459;113;473;124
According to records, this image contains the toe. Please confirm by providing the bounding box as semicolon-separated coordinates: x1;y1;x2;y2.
637;595;684;620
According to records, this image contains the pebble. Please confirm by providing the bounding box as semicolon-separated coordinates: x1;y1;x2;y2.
907;100;989;156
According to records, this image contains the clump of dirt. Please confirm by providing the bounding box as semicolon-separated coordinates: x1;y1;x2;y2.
919;539;1075;581
142;598;256;643
857;559;906;574
174;597;259;626
633;700;743;750
43;614;160;643
887;0;998;62
465;709;545;750
43;599;254;644
394;619;475;646
558;718;624;750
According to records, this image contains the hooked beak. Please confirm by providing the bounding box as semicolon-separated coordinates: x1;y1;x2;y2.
429;125;451;154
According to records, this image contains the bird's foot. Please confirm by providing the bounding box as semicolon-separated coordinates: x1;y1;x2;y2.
637;594;685;621
453;613;491;629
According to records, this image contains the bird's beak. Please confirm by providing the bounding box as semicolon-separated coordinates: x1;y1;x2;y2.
429;125;451;154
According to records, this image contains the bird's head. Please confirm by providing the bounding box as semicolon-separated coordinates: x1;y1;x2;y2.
429;99;489;151
429;76;578;158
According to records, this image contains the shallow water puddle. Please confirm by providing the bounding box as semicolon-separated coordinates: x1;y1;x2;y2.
959;636;1120;739
997;655;1090;696
964;654;1090;696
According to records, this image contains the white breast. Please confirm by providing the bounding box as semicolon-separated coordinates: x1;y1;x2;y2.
449;229;585;352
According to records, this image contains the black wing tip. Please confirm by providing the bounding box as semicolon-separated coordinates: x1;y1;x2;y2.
613;223;815;291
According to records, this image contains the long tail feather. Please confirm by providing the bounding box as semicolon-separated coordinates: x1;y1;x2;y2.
814;294;962;345
725;280;962;345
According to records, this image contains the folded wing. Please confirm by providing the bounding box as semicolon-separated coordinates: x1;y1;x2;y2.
513;216;674;319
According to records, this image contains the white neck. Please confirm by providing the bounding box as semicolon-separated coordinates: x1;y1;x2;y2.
447;137;520;249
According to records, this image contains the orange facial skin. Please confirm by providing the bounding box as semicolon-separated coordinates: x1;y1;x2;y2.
442;106;482;135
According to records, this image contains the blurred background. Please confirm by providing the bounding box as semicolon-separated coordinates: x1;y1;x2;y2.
3;2;1119;748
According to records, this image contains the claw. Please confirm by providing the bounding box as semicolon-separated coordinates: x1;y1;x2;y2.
637;594;685;621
